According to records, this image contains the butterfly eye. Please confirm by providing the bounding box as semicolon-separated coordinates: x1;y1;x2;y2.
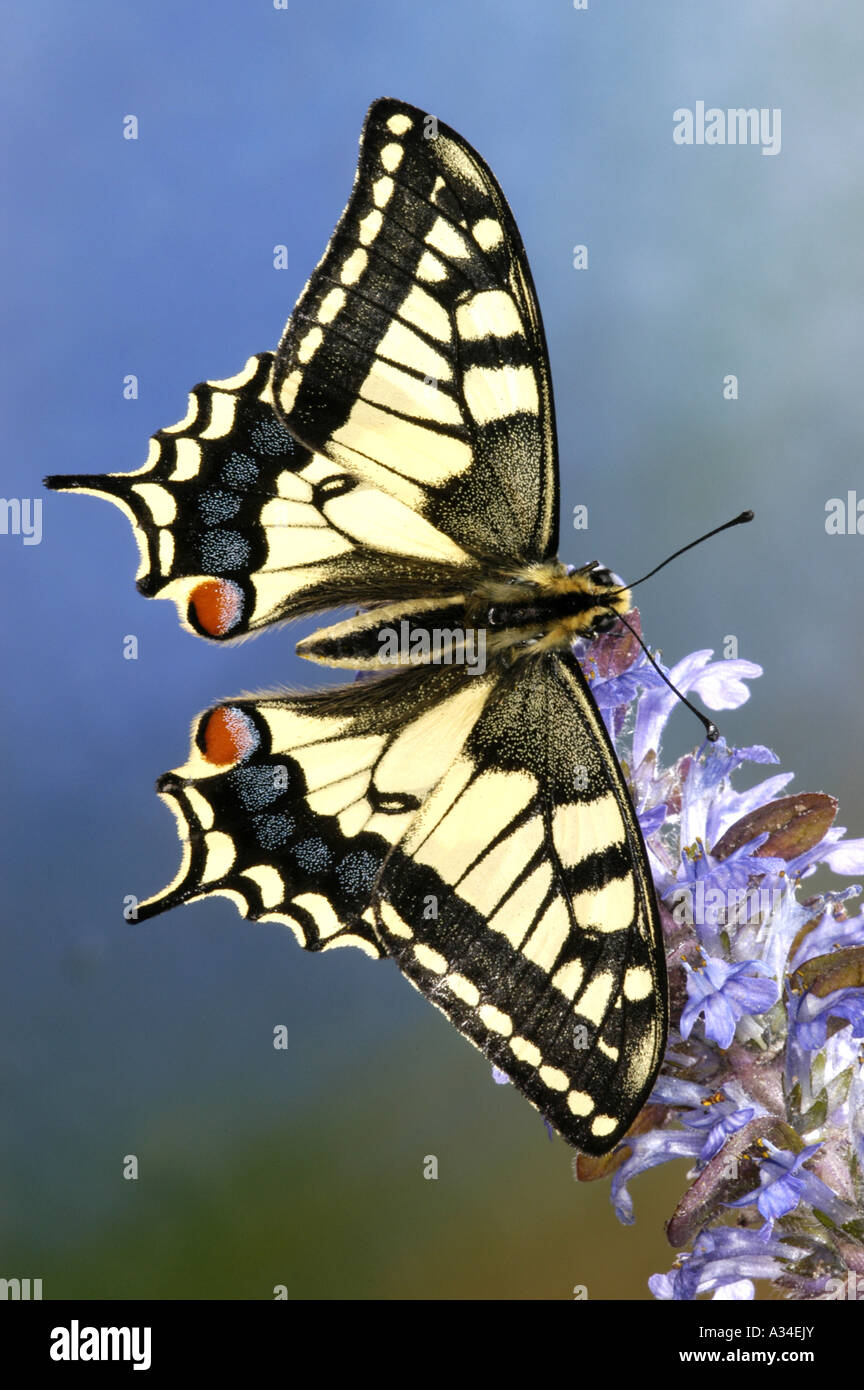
592;568;614;587
487;606;505;627
593;611;619;633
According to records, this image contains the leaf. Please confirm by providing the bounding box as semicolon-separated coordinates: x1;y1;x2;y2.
666;1116;802;1248
787;909;830;968
791;946;864;998
712;793;837;863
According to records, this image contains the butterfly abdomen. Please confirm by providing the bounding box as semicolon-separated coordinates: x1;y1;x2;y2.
297;595;475;670
297;566;633;672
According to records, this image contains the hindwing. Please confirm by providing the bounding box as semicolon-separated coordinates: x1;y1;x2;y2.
135;665;497;956
139;644;665;1152
372;651;666;1154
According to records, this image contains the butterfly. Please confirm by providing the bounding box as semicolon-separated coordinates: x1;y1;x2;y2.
46;98;668;1154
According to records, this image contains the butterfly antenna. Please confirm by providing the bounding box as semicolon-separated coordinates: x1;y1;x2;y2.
599;511;753;740
609;510;754;596
603;609;720;743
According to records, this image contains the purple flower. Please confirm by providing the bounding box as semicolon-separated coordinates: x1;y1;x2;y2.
676;742;780;861
648;1076;713;1108
790;987;864;1052
649;1227;805;1301
633;651;762;768
705;769;793;849
724;1143;856;1238
565;628;863;1300
680;955;779;1049
726;1144;816;1231
637;803;667;838
712;1279;761;1301
589;656;665;713
681;1099;756;1161
610;1129;704;1225
787;827;864;880
790;897;864;970
667;834;787;954
785;986;864;1118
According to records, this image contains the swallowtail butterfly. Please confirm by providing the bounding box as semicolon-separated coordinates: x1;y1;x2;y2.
47;99;671;1154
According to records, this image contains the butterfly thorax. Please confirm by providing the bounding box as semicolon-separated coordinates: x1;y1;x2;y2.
297;563;632;674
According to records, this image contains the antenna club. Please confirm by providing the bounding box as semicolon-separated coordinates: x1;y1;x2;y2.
617;509;757;596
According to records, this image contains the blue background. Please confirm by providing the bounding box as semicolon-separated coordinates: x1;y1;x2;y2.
3;0;863;1298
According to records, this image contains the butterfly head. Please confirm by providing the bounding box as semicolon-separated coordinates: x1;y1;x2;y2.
576;565;633;637
477;563;633;658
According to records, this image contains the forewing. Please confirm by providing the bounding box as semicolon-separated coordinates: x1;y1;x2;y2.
373;650;667;1154
135;666;497;957
45;353;479;641
274;97;559;565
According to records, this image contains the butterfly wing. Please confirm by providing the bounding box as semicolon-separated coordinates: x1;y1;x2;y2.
273;97;559;565
45;353;481;641
133;643;664;1150
134;664;497;958
372;650;666;1154
44;97;665;1152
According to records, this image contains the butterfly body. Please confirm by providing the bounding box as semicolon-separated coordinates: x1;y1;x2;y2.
297;565;632;672
46;98;668;1154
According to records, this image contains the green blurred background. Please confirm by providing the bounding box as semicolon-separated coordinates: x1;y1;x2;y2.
2;0;863;1298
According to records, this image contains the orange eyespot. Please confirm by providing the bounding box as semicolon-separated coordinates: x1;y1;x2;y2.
199;706;258;766
189;579;243;637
